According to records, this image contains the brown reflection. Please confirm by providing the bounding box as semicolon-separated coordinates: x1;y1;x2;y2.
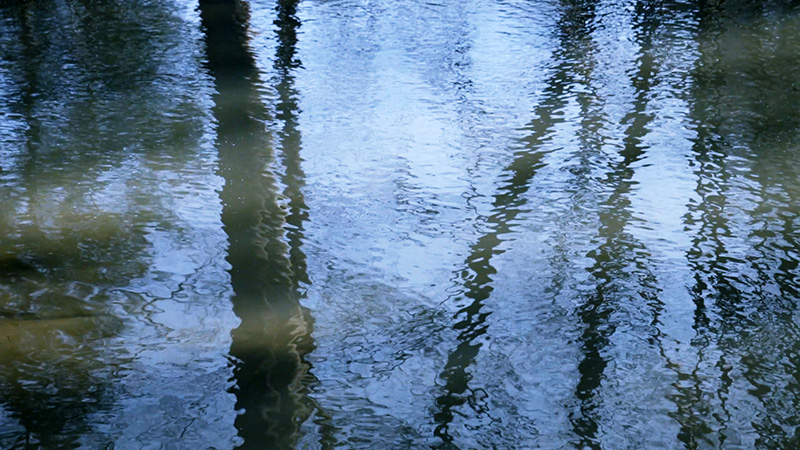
274;0;311;292
273;0;336;444
199;0;327;448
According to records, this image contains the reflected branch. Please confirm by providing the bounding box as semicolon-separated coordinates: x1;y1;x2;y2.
570;1;665;447
272;0;338;445
675;4;740;446
273;0;310;291
432;0;603;446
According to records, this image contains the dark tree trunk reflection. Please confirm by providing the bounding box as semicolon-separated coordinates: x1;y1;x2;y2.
432;0;602;446
199;0;319;447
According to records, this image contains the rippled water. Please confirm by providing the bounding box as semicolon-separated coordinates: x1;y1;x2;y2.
1;0;800;447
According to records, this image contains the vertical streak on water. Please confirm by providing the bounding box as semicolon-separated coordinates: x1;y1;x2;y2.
568;0;665;447
199;0;314;447
273;0;309;292
561;6;606;444
674;2;736;446
270;0;337;446
431;1;599;446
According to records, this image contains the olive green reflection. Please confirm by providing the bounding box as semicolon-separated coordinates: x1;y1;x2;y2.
677;0;800;447
0;0;214;445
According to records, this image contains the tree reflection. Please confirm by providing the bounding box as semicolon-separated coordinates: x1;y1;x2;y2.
199;0;323;447
432;0;603;445
515;0;669;446
567;1;672;447
675;16;733;443
273;0;310;292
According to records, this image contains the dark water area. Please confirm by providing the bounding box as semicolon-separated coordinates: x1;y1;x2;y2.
1;0;800;447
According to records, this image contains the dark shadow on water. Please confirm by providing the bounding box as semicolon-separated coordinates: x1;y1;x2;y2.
570;4;668;446
273;0;311;293
675;7;734;444
273;0;337;444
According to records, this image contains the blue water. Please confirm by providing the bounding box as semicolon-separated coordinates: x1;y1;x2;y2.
1;0;800;447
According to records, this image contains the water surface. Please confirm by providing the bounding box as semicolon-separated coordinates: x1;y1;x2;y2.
1;0;800;447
